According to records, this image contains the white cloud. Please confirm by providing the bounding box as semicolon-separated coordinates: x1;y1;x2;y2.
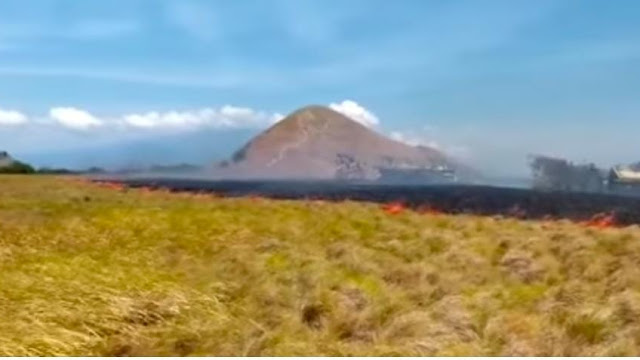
34;105;283;133
269;113;286;125
49;107;103;131
5;101;370;134
329;100;379;128
122;111;201;129
120;106;284;130
0;109;28;126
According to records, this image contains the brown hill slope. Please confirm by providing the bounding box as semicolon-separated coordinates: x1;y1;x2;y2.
218;105;451;179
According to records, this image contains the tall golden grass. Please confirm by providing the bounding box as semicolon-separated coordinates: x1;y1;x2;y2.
1;175;640;356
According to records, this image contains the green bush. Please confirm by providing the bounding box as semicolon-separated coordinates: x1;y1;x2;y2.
0;161;36;174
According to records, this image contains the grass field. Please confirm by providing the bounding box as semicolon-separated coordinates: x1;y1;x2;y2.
2;176;640;356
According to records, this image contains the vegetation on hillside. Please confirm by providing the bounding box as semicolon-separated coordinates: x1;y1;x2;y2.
1;176;640;356
0;161;35;174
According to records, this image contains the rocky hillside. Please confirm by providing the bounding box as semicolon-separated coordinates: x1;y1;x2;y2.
219;105;452;179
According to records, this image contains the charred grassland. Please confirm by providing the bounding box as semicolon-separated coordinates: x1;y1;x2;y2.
2;176;640;356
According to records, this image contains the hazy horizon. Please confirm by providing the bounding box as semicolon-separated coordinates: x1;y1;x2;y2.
1;0;639;176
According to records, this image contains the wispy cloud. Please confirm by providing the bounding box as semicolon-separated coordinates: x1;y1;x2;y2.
164;0;218;41
310;0;563;82
0;18;140;42
64;19;140;40
530;37;640;70
274;0;359;47
0;62;379;90
0;0;563;91
0;66;253;89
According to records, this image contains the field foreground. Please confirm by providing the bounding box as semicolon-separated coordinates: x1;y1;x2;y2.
2;176;640;356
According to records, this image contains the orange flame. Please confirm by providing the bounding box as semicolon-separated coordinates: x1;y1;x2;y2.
582;212;617;229
382;202;405;215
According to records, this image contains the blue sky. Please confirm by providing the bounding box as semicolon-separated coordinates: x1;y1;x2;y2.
0;0;639;174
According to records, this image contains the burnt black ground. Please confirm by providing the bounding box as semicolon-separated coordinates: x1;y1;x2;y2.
100;178;640;226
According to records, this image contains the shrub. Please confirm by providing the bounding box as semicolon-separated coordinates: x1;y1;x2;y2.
0;161;35;174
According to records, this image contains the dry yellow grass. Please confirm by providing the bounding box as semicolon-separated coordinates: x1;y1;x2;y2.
2;175;640;356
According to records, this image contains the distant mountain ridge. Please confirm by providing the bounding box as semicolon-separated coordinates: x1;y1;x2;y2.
19;128;256;170
217;105;458;180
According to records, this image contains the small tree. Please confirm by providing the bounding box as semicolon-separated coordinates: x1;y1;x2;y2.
0;161;35;174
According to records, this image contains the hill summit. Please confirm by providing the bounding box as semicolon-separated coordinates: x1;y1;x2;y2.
217;105;455;180
0;151;15;167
